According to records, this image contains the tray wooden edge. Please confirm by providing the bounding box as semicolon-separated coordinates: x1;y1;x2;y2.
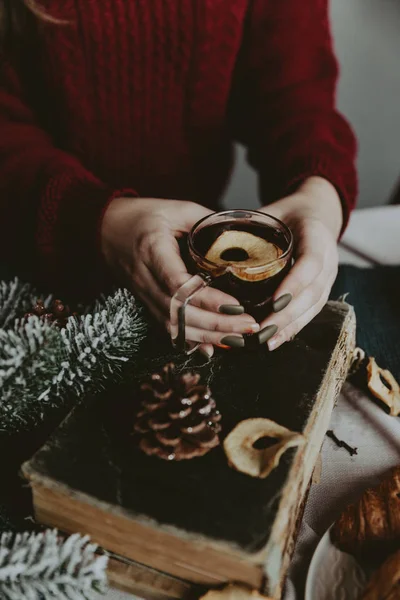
261;301;356;597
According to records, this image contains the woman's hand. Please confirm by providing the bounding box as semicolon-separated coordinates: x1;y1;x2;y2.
100;197;259;357
259;177;342;350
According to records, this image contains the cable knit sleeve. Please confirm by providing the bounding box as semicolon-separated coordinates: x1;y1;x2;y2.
230;0;358;229
0;58;134;298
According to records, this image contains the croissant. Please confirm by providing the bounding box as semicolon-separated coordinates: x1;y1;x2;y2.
331;466;400;557
360;549;400;600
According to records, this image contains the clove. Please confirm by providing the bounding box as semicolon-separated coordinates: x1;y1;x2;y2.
327;430;358;456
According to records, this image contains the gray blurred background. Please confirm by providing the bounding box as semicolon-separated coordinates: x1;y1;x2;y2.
223;0;400;210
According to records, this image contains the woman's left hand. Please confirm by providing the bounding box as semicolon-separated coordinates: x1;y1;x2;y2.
259;176;343;351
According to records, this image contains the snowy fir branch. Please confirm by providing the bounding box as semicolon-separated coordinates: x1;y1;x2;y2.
0;278;33;329
0;530;108;600
0;278;53;330
0;317;64;432
0;284;147;432
56;288;147;396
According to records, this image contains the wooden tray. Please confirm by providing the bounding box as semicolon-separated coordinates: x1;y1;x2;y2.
22;301;356;599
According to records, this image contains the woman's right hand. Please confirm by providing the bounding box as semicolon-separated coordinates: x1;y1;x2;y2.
100;197;259;357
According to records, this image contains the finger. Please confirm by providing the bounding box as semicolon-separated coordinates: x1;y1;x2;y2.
189;285;244;314
114;259;169;322
183;326;245;348
268;294;328;351
133;263;254;345
183;303;259;335
261;232;337;331
146;235;190;294
176;203;213;232
272;251;324;305
131;263;170;323
148;236;243;310
261;268;332;329
136;255;254;347
262;269;337;350
272;220;338;303
198;344;214;359
134;287;166;324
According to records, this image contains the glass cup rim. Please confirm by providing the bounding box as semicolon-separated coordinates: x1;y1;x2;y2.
188;209;294;272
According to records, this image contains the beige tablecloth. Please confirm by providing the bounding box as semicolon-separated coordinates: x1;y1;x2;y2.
284;382;400;598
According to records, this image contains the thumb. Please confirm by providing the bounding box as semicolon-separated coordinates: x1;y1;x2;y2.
176;202;214;232
260;197;293;222
148;232;191;295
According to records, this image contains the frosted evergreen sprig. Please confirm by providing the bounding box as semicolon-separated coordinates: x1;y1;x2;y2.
0;286;147;432
0;529;108;599
0;278;32;329
57;288;147;396
0;277;54;330
0;317;64;432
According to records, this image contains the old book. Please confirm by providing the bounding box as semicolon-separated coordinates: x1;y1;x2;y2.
22;301;356;600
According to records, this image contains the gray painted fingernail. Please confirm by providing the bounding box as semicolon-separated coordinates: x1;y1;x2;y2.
198;346;214;359
220;335;245;348
219;304;245;315
258;325;278;345
273;294;292;313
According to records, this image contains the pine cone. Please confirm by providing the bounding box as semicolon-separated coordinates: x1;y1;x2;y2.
134;363;222;461
25;299;76;329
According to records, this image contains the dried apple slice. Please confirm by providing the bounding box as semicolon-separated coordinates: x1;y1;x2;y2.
205;230;284;281
367;357;400;416
223;418;305;479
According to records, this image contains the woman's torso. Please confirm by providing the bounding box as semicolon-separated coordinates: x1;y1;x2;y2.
23;0;251;205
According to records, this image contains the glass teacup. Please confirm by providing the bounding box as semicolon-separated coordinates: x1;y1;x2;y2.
170;209;293;354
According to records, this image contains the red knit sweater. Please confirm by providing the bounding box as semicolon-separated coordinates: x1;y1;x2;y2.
0;0;357;297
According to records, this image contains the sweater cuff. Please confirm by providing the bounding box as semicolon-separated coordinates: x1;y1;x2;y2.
36;173;138;300
266;156;358;237
96;187;139;274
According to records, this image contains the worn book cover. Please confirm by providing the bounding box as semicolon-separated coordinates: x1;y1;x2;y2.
22;301;356;599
